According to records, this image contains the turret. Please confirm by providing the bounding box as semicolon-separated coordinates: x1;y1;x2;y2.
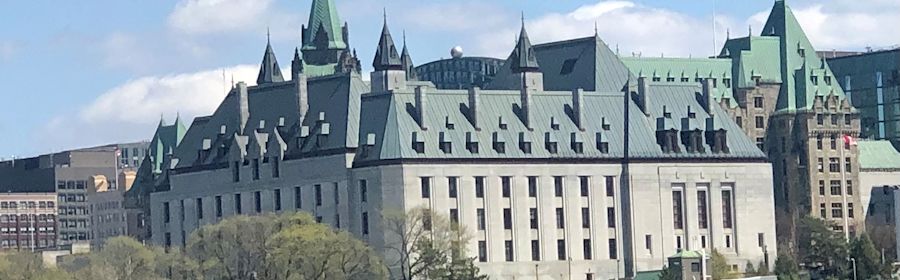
256;34;285;85
370;15;406;92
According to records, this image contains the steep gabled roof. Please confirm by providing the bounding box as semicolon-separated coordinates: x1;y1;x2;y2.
302;0;347;50
373;20;402;71
508;23;540;73
257;40;285;85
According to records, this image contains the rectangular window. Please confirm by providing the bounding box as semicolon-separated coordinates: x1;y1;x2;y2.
698;189;709;229
557;239;567;260
847;180;853;195
477;208;486;230
294;186;302;209
232;162;240;182
274;189;282;211
817;158;824;172
722;188;734;228
604;176;615;197
254;191;262;213
556;207;565;229
505;240;514;261
475;177;485;198
831;135;837;150
607;207;616;228
756;137;764;150
645;235;652;252
478;241;487;262
315;185;322;206
272;158;280;178
528;176;538;197
832;203;843;218
554;176;564;197
531;240;541;261
503;208;512;229
252;159;260;180
529;208;539;229
848;203;855;218
421;177;431;198
359;180;368;202
450;209;459;224
820;203;827;218
234;193;242;214
163;202;170;223
448;177;458;198
755;116;765;128
754;96;764;108
362;212;369;234
818;180;825;196
845;157;852;173
579;176;589;197
583;239;593;260
501;176;511;198
180;200;185;220
817;135;823;150
608;239;618;259
830;180;841;195
196;198;203;220
672;188;684;229
581;207;590;228
215;196;222;217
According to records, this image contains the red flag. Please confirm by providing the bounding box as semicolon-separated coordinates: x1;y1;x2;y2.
843;135;857;147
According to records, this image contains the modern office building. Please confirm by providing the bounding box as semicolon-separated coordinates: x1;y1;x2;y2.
827;48;900;148
0;192;58;251
0;143;147;247
416;56;504;90
87;173;134;249
620;0;862;248
855;140;900;259
148;0;777;278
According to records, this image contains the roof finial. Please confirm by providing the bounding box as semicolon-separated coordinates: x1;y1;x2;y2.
726;28;730;39
520;11;525;27
383;7;387;24
748;25;752;37
403;29;406;45
594;21;598;36
266;26;271;44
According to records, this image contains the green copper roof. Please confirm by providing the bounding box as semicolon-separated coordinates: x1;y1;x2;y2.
670;250;704;258
621;56;735;103
858;140;900;170
302;0;346;50
633;270;663;280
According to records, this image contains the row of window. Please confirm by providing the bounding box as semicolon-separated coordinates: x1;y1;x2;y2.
57;180;87;190
815;157;853;173
816;180;854;196
649;76;732;89
815;113;853;127
477;238;617;262
58;206;89;216
412;132;611;155
818;202;854;219
0;200;56;209
0;214;56;223
232;157;281;182
419;176;616;199
671;184;735;231
58;194;86;203
0;238;56;249
0;226;56;233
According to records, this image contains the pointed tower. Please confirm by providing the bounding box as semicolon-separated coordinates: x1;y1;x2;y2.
301;0;349;65
400;33;418;81
370;15;407;92
509;21;541;74
506;18;543;129
257;36;285;85
291;47;304;81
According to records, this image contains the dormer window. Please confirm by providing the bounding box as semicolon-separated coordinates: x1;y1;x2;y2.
252;158;260;180
681;130;704;153
707;130;729;153
811;75;818;85
652;77;661;82
258;120;266;130
601;117;611;131
519;133;532;154
681;77;690;82
666;77;675;82
466;132;479;153
571;133;584;154
545;133;559;154
272;157;280;178
657;130;680;153
798;48;805;57
493;132;506;153
412;132;425;154
232;161;240;182
663;106;672;119
550;117;560;130
445;116;455;130
824;76;832;85
687;106;696;119
439;132;452;154
499;116;508;130
724;78;731;88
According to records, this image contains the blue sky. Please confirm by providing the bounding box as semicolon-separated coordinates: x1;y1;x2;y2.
1;0;897;158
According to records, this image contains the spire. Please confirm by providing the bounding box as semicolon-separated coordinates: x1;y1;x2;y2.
372;14;402;71
291;47;304;80
400;30;418;80
257;38;285;85
508;16;540;73
302;0;347;49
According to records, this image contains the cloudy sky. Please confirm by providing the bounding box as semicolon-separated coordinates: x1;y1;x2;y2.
1;0;898;158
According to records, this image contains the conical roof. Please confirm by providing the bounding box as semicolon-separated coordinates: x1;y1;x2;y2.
303;0;347;49
257;39;285;84
508;22;540;73
373;20;402;71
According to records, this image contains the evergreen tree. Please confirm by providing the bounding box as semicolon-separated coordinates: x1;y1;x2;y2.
774;251;800;280
658;265;679;280
711;250;732;280
756;260;770;276
851;234;889;279
798;217;850;278
744;261;757;276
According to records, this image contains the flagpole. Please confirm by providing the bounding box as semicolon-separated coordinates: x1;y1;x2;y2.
840;135;850;242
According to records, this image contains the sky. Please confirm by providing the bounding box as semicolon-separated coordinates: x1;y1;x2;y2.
0;0;898;158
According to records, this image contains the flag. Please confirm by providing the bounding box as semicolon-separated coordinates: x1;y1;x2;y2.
843;135;857;148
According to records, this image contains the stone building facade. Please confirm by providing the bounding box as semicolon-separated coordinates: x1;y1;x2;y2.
0;193;58;251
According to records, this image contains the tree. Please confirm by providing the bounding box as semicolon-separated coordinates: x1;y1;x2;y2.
658;265;679;280
265;223;386;280
382;207;486;280
710;250;732;280
850;234;890;279
756;260;770;276
744;261;757;276
797;217;850;279
0;251;69;280
154;247;201;280
773;251;800;280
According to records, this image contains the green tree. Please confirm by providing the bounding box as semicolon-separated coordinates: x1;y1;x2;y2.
265;222;386;280
756;260;770;276
0;251;70;280
710;250;732;280
797;217;850;279
154;247;201;280
851;234;890;279
658;265;679;280
744;261;757;276
773;251;800;280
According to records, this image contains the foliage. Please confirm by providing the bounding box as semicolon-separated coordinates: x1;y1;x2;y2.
755;260;770;276
797;217;850;279
774;251;800;280
265;223;386;279
710;250;732;280
382;206;486;280
658;265;679;280
744;261;756;276
850;234;890;279
0;251;69;280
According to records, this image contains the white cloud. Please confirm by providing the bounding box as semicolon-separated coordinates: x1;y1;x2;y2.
168;0;275;35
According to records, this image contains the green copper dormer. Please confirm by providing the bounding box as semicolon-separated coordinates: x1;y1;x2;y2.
761;0;845;113
373;19;402;71
302;0;347;50
509;21;540;73
148;116;186;174
257;39;285;85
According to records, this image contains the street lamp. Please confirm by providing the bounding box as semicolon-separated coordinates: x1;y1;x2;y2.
850;257;858;280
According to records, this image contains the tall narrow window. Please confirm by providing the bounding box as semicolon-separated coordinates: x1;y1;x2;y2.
272;158;280;178
607;207;616;228
450;209;459;224
605;176;615;197
448;177;458;198
274;189;282;211
196;198;203;220
477;208;486;230
357;180;368;203
581;207;591;228
557;239;567;260
556;208;565;229
232;162;240;182
818;180;825;196
673;188;684;229
501;176;511;198
254;191;262;213
478;241;487;262
234;193;242;214
528;176;538;197
294;186;302;209
252;159;260;180
698;189;709;229
163;202;170;223
475;177;485;198
529;208;539;229
421;177;431;198
503;208;512;229
722;188;734;229
580;176;589;197
830;180;842;196
362;212;369;234
583;239;593;260
505;240;514;261
609;239;618;259
215;196;222;217
531;240;541;261
554;176;564;197
315;185;322;206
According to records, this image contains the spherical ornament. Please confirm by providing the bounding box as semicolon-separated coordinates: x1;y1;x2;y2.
450;46;464;58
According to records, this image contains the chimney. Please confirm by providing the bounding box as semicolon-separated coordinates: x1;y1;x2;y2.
236;82;249;132
520;86;532;129
468;87;480;129
637;77;650;116
295;77;309;123
572;88;585;130
415;86;427;129
701;78;715;115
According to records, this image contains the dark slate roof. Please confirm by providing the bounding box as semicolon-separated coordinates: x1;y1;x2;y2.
257;41;285;85
509;24;540;73
400;44;417;80
373;21;402;71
